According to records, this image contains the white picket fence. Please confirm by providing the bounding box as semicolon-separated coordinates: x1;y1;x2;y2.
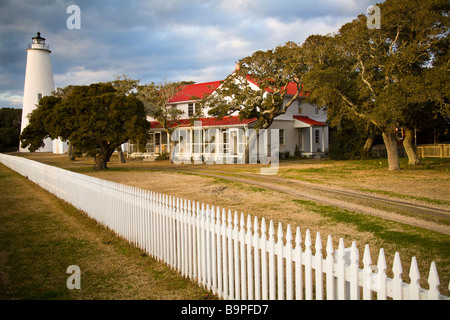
0;153;448;300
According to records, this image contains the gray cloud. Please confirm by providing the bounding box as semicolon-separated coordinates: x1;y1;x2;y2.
0;0;381;108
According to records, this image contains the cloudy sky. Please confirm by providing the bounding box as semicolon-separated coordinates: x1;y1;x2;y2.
0;0;378;109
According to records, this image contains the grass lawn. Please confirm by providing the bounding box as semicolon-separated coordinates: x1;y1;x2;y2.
0;163;215;300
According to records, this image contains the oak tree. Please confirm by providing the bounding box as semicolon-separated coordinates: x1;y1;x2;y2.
20;82;149;170
303;0;449;170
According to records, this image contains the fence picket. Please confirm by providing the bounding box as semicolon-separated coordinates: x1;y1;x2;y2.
325;235;335;300
240;213;247;300
253;216;261;300
336;238;346;300
246;215;254;300
294;227;303;300
233;212;240;300
260;218;268;300
409;257;421;300
268;221;276;300
277;223;284;300
304;229;313;300
376;248;388;300
428;262;440;300
349;241;359;300
285;225;293;300
0;153;448;301
227;210;234;300
314;232;323;300
221;209;228;299
392;252;403;300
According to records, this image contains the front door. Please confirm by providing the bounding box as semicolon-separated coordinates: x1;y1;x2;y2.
298;129;303;151
154;132;161;154
147;132;162;154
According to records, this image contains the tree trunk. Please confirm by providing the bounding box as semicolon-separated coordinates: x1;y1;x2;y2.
362;133;375;157
403;127;420;166
245;130;259;164
94;153;108;171
116;146;126;163
94;143;115;171
67;142;75;161
168;131;176;162
382;131;400;171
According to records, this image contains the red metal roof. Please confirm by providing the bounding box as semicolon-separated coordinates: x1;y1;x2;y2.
168;76;309;104
150;116;257;129
293;115;326;126
245;75;309;97
168;81;222;103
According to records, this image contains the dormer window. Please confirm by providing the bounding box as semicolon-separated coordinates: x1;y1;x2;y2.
188;103;195;117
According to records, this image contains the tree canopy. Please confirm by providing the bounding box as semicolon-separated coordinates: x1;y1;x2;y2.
0;107;22;152
302;0;449;170
137;81;193;160
20;82;149;170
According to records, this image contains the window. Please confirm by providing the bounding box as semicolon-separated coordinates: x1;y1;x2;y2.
315;130;320;144
298;100;303;114
188;103;195;117
37;93;42;100
279;129;285;146
315;106;319;115
192;128;203;154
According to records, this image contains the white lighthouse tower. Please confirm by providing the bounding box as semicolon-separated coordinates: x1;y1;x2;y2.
20;32;56;152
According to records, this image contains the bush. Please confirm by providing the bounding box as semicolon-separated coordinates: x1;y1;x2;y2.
155;152;169;161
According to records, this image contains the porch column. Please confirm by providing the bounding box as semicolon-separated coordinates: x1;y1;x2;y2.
216;128;220;162
321;127;325;152
310;126;314;154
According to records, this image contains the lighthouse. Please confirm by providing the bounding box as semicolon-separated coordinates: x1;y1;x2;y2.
20;32;60;152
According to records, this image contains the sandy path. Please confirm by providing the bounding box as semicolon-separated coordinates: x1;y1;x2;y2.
168;168;450;235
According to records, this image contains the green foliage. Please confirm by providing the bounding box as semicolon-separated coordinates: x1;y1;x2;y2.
20;82;149;170
0;107;22;151
204;42;306;130
137;81;185;131
328;128;368;160
155;152;170;161
302;0;449;170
